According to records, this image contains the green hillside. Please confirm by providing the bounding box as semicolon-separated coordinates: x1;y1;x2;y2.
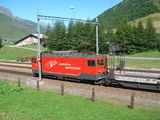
98;0;160;29
129;13;160;32
0;6;45;41
0;13;33;41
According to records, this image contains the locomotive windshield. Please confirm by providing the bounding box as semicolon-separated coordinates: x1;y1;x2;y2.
98;59;104;66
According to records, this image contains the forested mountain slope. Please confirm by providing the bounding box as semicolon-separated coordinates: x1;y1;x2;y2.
98;0;160;29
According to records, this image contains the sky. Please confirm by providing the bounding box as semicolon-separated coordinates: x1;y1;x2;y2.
0;0;123;22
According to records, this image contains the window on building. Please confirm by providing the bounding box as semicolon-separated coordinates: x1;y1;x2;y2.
88;60;96;67
98;59;104;66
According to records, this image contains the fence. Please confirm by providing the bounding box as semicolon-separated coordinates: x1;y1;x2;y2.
0;74;138;110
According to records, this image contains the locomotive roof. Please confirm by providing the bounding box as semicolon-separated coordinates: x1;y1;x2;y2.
41;51;106;58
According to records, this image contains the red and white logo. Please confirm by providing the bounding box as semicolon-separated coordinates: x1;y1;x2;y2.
46;60;58;68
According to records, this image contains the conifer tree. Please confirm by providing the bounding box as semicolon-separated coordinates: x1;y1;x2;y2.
115;19;135;54
46;21;66;50
145;18;157;49
0;36;2;49
67;20;74;39
134;20;146;52
98;17;108;53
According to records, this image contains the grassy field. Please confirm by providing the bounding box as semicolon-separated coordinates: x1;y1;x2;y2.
0;47;37;60
109;59;160;69
0;45;47;60
2;43;13;47
108;51;160;69
125;51;160;69
22;44;47;51
128;50;160;58
125;59;160;69
0;80;159;120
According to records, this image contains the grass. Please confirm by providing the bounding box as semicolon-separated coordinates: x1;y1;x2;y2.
108;50;160;69
125;51;160;69
0;80;159;120
125;59;160;69
2;43;13;47
109;58;160;69
0;45;47;60
22;44;47;51
0;47;37;60
128;50;160;58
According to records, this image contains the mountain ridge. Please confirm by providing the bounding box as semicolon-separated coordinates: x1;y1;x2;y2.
0;6;45;41
0;6;13;17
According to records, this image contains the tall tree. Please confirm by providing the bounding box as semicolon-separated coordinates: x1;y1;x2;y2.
98;18;108;54
0;36;2;49
67;20;74;39
73;22;89;52
145;18;157;49
46;21;66;50
115;19;135;54
133;20;147;52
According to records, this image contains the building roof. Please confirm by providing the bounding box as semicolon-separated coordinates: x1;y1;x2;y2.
14;33;46;45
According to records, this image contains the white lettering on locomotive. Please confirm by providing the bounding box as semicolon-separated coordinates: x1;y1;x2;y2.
65;66;81;70
59;63;71;66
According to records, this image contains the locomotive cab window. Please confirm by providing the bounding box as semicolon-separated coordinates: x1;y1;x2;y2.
88;60;96;67
98;59;104;66
32;58;37;63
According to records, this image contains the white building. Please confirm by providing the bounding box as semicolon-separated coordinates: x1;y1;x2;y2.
14;34;46;47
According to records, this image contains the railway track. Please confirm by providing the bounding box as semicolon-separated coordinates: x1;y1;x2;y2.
0;60;31;65
0;69;32;76
0;66;159;92
0;64;31;69
0;61;160;90
0;61;160;108
0;61;160;74
1;64;159;80
0;62;160;80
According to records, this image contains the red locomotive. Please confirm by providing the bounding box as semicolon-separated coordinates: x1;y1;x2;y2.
32;51;108;82
31;51;160;91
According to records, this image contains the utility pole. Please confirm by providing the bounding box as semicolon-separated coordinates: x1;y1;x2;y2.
37;10;42;81
96;18;99;55
37;14;99;58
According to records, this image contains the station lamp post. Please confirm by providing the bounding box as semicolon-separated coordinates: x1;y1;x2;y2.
69;6;75;18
